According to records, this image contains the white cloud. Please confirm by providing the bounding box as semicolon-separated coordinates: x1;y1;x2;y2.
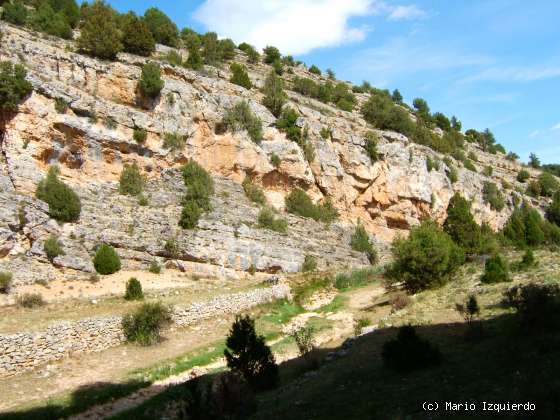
194;0;375;55
460;66;560;84
388;5;427;21
348;36;490;87
530;130;541;138
552;123;560;131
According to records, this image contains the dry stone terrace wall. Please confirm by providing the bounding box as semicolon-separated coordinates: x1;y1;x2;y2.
0;283;290;378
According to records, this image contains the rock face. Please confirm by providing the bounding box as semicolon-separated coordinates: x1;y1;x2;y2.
0;23;551;288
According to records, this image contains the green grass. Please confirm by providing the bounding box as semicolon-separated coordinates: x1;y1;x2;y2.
261;299;305;324
134;342;226;383
317;295;347;313
334;267;380;291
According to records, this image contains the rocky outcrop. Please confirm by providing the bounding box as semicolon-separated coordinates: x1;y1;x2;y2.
0;22;550;289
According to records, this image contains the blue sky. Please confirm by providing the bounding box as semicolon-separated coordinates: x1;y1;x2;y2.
94;0;560;163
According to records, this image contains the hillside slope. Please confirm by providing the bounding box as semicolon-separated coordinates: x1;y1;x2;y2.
0;21;551;290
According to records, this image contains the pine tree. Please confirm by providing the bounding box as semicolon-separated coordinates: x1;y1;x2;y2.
77;1;122;60
121;12;155;57
262;71;287;117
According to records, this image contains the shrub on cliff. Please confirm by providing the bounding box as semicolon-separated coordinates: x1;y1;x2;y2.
501;204;560;248
546;192;560;226
301;255;317;272
124;277;144;301
0;272;12;294
517;169;530;183
482;181;505;211
219;101;263;143
122;302;172;345
382;325;441;372
258;207;287;233
119;163;144;196
77;0;122;60
179;160;214;229
138;62;163;100
351;222;377;264
225;315;279;391
44;235;64;262
242;177;266;205
2;0;27;26
93;244;121;275
388;221;464;293
481;254;510;284
361;93;414;136
121;12;155;56
537;172;559;197
363;131;378;163
36;167;81;223
308;65;321;75
285;189;338;223
262;71;287;118
263;46;281;64
0;61;33;113
143;7;178;47
229;63;252;89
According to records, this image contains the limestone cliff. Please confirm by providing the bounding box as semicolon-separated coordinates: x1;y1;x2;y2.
0;23;549;289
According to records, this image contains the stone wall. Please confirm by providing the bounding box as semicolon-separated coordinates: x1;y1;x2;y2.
0;283;290;378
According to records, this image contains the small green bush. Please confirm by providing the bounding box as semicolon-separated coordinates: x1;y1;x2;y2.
426;157;439;172
285;189;338;223
263;46;281;64
483;166;493;177
517;169;530;183
388;221;465;293
54;98;69;113
36;167;81;222
504;283;560;332
0;272;13;294
163;50;183;66
361;93;414;136
382;325;441;372
456;295;480;324
262;71;287;118
220;101;263;143
242;177;266;205
133;128;147;144
148;260;161;274
363;131;378;163
224;315;279;391
258;207;288;233
481;254;510;284
350;222;377;264
448;166;458;184
44;235;64;262
229;63;252;89
93;244;121;275
18;293;45;308
138;62;164;100
270;153;281;168
119;163;144;196
537;172;559;197
164;237;180;259
301;255;317;273
308;65;321;75
516;248;537;271
464;160;477;172
0;61;33;113
2;0;27;26
124;277;144;301
334;268;377;291
180;160;214;229
546;191;560;226
163;132;185;151
122;302;172;345
482;181;505;211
